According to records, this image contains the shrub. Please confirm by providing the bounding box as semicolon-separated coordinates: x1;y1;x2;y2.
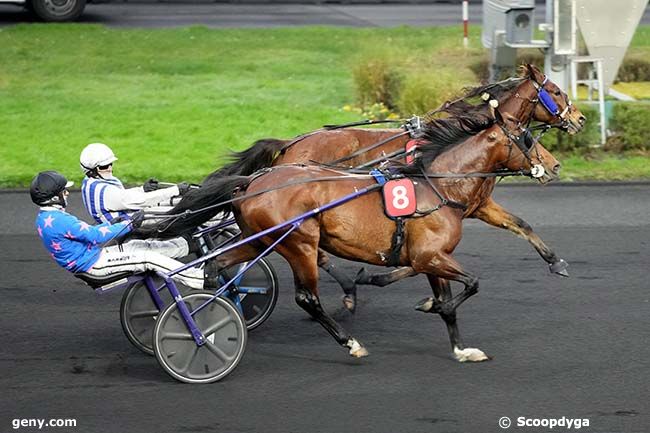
615;56;650;82
396;72;464;116
469;58;490;81
469;52;545;82
606;103;650;151
541;104;601;151
352;58;402;110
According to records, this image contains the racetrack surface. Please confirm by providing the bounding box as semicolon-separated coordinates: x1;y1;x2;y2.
1;184;649;433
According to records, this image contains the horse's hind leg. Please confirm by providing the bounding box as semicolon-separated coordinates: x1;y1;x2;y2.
317;249;357;313
203;241;263;286
421;276;489;362
279;240;368;358
355;266;417;287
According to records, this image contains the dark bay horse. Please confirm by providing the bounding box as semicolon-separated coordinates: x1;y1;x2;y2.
159;99;572;362
204;65;586;309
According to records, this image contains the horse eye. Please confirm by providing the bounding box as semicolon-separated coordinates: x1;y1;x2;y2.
554;90;561;96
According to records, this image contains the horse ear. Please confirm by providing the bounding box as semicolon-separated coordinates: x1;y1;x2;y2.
526;64;545;82
517;64;528;77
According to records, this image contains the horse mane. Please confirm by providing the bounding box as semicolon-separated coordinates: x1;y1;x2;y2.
389;76;526;174
398;114;493;174
432;77;525;120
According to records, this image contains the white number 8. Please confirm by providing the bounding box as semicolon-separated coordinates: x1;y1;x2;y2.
392;185;410;210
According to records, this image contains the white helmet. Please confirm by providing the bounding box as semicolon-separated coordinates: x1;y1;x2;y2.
79;143;118;174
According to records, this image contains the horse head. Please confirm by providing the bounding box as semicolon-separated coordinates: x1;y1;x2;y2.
518;64;586;134
489;124;561;185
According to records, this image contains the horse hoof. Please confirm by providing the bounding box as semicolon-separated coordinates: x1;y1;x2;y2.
346;338;369;358
453;346;490;363
415;297;435;313
342;294;356;313
549;259;570;277
354;268;371;285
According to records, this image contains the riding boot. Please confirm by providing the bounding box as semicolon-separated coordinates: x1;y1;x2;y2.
203;259;220;290
182;234;201;256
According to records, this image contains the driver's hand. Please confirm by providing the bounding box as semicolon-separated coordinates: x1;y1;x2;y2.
143;178;160;192
177;182;191;195
129;210;146;229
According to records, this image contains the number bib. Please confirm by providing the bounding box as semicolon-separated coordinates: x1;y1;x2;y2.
383;179;417;218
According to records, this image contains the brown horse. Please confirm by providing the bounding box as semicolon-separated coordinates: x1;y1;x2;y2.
204;65;586;309
159;91;576;362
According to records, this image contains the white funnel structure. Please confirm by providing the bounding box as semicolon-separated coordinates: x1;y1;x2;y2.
576;0;648;89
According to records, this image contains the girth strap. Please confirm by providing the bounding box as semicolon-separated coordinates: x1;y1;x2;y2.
388;217;406;267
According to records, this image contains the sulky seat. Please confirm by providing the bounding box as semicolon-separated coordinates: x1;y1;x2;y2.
74;271;135;289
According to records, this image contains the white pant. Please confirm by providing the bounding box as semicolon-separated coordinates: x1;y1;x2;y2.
83;237;204;289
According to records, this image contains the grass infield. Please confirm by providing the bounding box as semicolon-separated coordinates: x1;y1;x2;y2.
1;24;649;187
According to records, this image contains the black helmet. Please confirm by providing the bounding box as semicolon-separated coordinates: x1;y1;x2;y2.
30;171;74;206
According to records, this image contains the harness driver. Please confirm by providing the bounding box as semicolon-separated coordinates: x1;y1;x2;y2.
31;170;214;289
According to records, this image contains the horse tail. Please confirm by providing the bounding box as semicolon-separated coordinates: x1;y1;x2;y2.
157;175;251;236
204;138;287;182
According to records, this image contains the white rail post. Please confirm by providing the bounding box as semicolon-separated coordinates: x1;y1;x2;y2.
463;1;469;49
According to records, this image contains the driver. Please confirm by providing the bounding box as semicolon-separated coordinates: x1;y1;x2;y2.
79;142;191;224
31;170;213;289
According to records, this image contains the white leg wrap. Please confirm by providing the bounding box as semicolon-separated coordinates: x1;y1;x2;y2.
346;338;369;358
453;346;489;362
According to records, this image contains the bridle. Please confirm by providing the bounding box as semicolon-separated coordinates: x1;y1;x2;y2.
495;74;572;178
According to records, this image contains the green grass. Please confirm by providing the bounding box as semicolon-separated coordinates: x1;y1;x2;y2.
1;24;649;187
559;154;650;181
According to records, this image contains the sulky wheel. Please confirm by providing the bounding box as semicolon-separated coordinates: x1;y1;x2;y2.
220;259;279;331
153;292;247;384
207;228;279;330
120;278;190;356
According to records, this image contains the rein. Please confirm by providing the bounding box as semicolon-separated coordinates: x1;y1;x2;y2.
323;119;404;130
325;130;411;166
152;170;380;232
152;164;533;233
281;119;407;154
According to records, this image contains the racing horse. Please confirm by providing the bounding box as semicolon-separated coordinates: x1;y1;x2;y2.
155;89;577;362
203;64;586;310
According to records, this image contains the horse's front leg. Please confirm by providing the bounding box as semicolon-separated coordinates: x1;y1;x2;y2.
419;276;489;362
472;198;569;277
411;249;489;363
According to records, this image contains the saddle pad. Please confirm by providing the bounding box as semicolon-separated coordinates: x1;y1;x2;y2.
383;179;417;218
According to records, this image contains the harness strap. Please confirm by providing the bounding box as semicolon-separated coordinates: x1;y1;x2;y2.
418;165;468;211
370;169;388;186
326;131;410;166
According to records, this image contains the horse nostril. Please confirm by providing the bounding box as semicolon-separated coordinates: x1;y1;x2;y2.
553;163;561;175
579;115;587;125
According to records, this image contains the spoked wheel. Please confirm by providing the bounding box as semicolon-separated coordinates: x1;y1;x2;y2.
153;292;247;384
208;228;279;331
119;278;190;356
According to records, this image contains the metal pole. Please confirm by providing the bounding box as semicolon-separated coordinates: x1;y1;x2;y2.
596;59;606;146
462;0;469;48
